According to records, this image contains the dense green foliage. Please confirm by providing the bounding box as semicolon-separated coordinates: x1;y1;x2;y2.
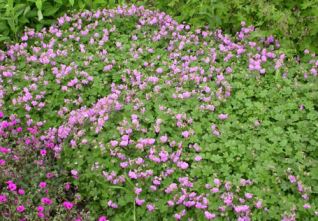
1;5;318;220
0;0;317;53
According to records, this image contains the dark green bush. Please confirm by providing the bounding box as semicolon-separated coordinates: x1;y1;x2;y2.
150;0;318;53
0;0;143;44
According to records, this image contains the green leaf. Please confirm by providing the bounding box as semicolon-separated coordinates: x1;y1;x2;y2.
35;0;43;10
37;10;43;21
42;4;60;16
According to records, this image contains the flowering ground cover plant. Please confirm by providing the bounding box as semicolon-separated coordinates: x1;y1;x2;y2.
0;5;318;221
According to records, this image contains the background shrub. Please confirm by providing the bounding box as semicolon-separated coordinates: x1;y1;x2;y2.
150;0;318;53
0;0;317;53
0;0;142;44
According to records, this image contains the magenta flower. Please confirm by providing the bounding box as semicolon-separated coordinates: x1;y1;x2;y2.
18;189;25;195
0;194;7;204
38;212;45;218
37;206;44;212
16;205;26;213
0;159;6;166
98;216;109;221
41;197;52;205
7;181;17;192
39;182;47;189
0;147;11;154
40;149;47;156
63;201;74;210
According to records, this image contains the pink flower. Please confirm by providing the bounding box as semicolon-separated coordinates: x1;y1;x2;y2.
255;200;262;209
234;205;250;213
65;182;71;190
297;182;304;192
41;197;52;205
135;157;144;165
0;159;6;166
71;169;79;179
40;149;47;156
160;135;168;143
146;204;155;212
156;68;163;74
245;193;253;199
288;175;296;183
107;200;118;209
110;140;118;147
37;206;44;212
214;178;221;186
63;201;74;210
211;187;219;193
165;183;178;193
120;162;129;168
135;187;142;195
0;112;3;118
303;204;311;209
135;198;145;206
167;200;175;207
7;181;17;191
128;171;138;179
18;189;25;195
204;211;216;220
226;67;232;73
174;213;182;220
17;205;25;213
38;212;45;218
182;131;190;138
218;114;228;120
0;194;7;203
98;216;109;221
177;161;189;170
39;182;47;189
1;147;11;154
194;155;202;161
46;172;54;179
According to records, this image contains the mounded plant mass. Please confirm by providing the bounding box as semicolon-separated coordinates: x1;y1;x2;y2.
0;5;318;221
